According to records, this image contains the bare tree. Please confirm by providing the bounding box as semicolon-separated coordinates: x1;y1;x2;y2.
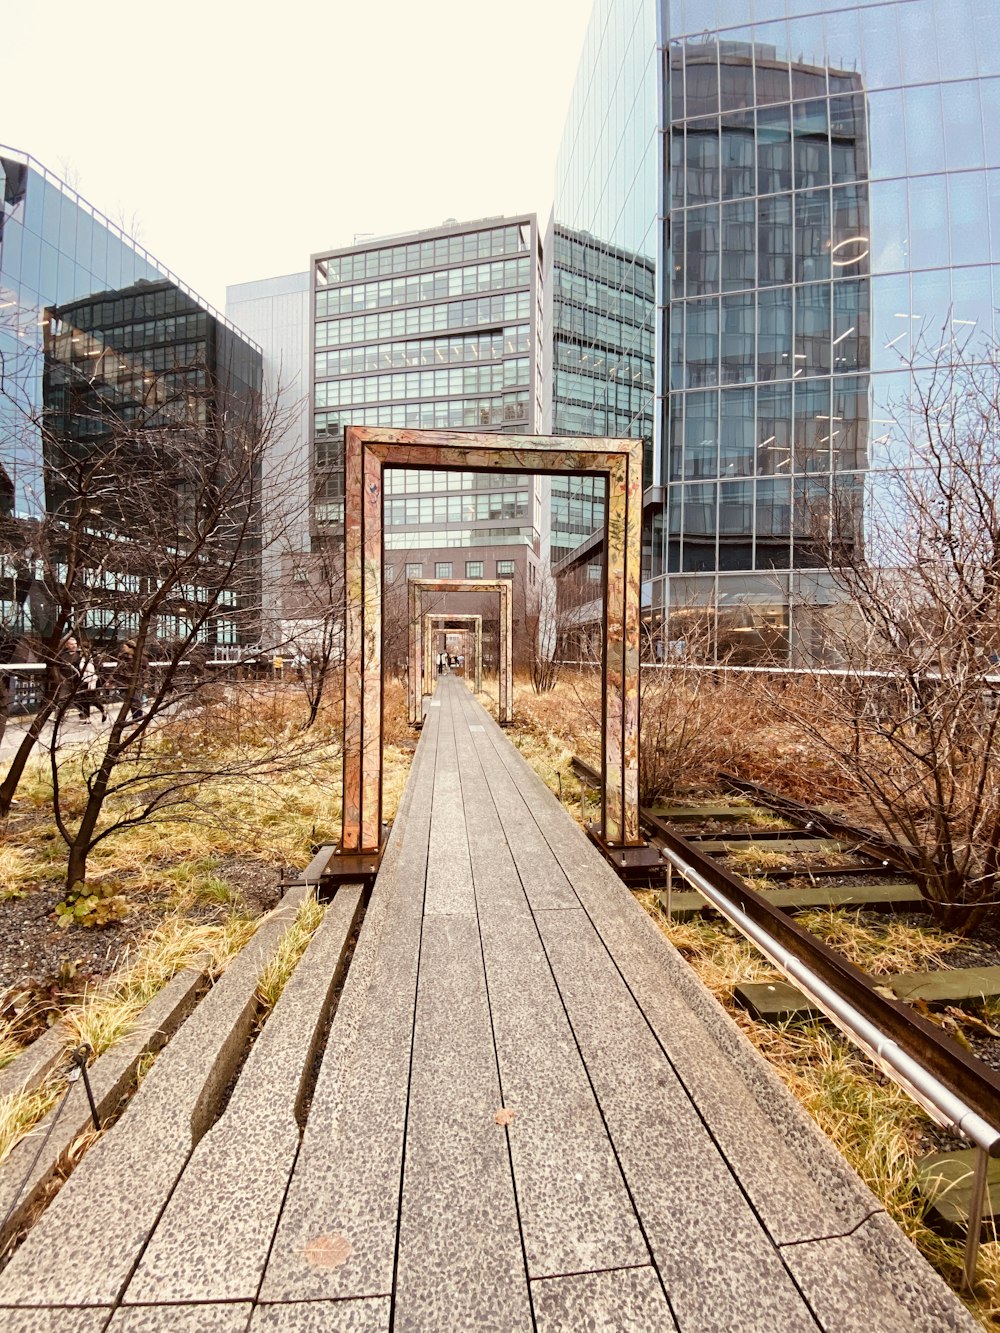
774;337;1000;929
0;324;316;891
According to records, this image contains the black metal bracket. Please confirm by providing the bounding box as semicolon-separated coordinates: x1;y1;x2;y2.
585;823;666;888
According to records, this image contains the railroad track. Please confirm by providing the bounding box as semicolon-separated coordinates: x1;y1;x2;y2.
570;754;1000;1286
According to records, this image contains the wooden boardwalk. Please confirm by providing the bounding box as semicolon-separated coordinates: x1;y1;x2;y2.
0;676;974;1330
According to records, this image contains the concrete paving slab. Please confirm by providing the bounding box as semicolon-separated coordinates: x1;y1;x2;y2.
454;689;576;911
258;714;440;1305
0;962;206;1252
0;1024;69;1099
251;1298;390;1330
423;700;474;915
124;887;363;1305
531;1266;676;1332
0;889;306;1308
451;697;647;1279
0;1309;110;1332
394;911;531;1331
536;907;816;1332
779;1211;979;1331
108;1304;252;1331
473;706;885;1247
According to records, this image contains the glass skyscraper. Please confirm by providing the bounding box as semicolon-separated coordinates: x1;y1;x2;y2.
554;0;1000;662
0;148;262;648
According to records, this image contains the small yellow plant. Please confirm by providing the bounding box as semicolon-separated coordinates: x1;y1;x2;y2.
256;896;326;1013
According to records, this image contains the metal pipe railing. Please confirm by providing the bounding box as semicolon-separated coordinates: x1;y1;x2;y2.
658;839;998;1287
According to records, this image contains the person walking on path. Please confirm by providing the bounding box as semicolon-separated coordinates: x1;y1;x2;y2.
75;641;107;723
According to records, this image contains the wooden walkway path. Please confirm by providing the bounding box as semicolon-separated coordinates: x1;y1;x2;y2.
0;676;974;1330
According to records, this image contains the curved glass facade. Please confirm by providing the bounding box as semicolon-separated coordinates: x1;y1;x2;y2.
553;0;1000;660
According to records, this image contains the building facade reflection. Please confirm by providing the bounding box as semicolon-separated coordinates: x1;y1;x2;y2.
0;149;262;650
552;0;1000;663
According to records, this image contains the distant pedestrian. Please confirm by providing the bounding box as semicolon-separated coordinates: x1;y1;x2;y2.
75;642;107;722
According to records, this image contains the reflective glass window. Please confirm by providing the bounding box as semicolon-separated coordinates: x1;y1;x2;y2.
794;379;832;473
719;480;754;538
721;199;755;291
681;482;717;536
758;194;793;286
987;169;1000;261
949;172;991;267
897;0;941;84
829;93;868;185
942;82;986;172
685;119;720;204
756;477;792;540
684;391;718;479
794;283;831;377
904;85;946;177
795;188;832;282
793;99;830;191
757;104;792;194
686;204;720;294
753;35;790;106
869;179;909;273
831;376;870;471
721;292;755;384
951;264;995;336
974;0;1000;75
933;0;979;79
670;210;685;297
719;48;755;113
981;81;1000;169
670;128;685;207
871;273;914;369
684;45;719;117
855;3;902;89
832;278;870;374
867;89;906;182
758;287;793;381
721;113;755;199
831;183;870;277
720;388;755;476
909;175;949;270
685;296;719;386
757;383;793;474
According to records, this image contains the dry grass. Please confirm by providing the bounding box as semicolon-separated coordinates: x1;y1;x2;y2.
645;899;998;1325
256;895;325;1012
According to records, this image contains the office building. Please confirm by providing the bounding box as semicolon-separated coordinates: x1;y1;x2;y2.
544;222;656;564
0;148;263;649
553;0;1000;662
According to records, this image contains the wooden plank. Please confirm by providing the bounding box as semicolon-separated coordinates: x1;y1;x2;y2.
468;702;888;1248
696;837;844;855
656;881;925;920
535;908;816;1330
451;680;576;910
738;965;1000;1021
917;1148;1000;1231
124;887;364;1305
649;803;765;821
424;690;475;915
531;1267;676;1332
394;912;531;1332
258;707;440;1306
449;683;647;1279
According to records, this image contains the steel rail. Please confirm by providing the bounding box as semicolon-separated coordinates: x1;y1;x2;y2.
571;753;1000;1285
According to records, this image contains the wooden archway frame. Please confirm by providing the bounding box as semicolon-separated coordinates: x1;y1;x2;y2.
422;613;483;696
338;427;642;858
407;580;508;725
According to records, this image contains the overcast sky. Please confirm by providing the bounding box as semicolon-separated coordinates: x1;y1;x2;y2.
4;0;592;311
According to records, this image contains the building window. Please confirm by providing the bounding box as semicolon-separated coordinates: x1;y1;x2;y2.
291;566;308;584
496;559;515;576
435;562;453;578
465;560;484;578
587;564;601;582
405;562;423;580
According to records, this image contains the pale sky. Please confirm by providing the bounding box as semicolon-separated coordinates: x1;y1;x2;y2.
4;0;593;312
